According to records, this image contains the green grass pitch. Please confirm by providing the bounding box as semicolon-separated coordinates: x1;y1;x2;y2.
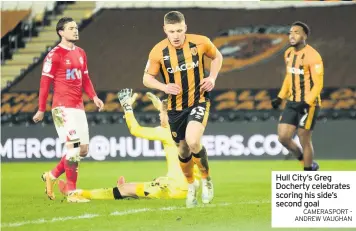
1;160;355;231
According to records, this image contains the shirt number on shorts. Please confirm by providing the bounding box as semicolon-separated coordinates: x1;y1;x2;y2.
190;106;206;120
299;109;309;127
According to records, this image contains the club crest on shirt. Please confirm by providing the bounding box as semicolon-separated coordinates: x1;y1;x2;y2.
190;47;198;56
43;58;52;73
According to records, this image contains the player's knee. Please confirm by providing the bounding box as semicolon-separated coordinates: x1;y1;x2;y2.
278;135;291;147
65;141;81;160
186;139;200;154
79;146;89;157
297;131;311;144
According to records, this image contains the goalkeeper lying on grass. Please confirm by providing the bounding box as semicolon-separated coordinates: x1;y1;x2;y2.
58;89;200;201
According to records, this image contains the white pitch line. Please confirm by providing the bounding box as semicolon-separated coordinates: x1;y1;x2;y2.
1;214;99;228
110;208;150;216
1;200;270;228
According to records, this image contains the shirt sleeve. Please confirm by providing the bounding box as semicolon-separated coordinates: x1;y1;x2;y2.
38;52;59;111
278;76;291;99
305;53;324;105
38;76;53;111
41;52;60;79
81;50;97;99
144;47;161;76
124;112;168;142
278;49;293;99
202;36;217;59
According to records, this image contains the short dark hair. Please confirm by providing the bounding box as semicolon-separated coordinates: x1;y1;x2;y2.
164;11;185;24
56;17;75;38
292;21;310;37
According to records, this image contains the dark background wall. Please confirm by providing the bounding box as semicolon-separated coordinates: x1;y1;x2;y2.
10;5;356;92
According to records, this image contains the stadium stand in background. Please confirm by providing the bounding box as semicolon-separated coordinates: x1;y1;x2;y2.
1;1;95;89
1;1;355;126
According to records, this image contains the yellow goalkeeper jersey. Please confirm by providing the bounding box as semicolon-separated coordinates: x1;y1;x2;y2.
124;112;187;188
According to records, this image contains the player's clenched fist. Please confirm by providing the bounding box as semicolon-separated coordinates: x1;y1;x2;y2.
33;111;44;123
164;83;181;95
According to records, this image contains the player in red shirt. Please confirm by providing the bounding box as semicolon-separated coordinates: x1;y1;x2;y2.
32;17;104;203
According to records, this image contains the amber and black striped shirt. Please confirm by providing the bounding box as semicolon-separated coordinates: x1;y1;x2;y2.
144;34;217;111
278;44;324;106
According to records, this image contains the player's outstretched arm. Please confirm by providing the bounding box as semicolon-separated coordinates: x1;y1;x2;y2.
146;92;162;111
118;89;166;142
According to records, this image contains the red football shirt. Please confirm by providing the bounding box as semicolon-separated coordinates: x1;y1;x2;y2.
38;44;97;111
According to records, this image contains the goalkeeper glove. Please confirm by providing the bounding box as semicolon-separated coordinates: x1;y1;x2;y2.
146;92;162;111
118;88;133;112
